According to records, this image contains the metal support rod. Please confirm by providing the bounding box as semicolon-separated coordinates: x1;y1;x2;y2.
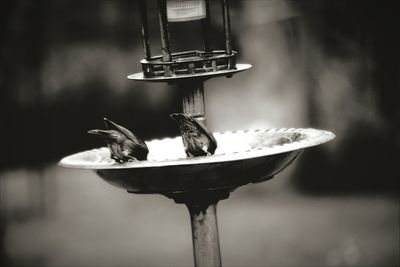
179;78;222;266
138;0;151;60
221;0;232;55
157;0;172;75
201;0;212;52
187;203;222;267
179;80;206;125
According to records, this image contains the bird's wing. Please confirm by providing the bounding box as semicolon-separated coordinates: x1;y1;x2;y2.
193;119;217;145
110;142;126;160
104;118;137;142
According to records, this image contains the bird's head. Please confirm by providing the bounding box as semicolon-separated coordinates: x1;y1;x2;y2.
87;129;124;142
170;113;197;132
170;113;198;124
170;113;190;122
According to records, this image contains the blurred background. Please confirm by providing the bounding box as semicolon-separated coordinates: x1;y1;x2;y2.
0;0;398;266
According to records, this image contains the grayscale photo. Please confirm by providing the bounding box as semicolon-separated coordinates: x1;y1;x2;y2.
1;0;398;266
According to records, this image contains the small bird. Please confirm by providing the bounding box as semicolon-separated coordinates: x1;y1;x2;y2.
88;118;149;162
170;113;217;157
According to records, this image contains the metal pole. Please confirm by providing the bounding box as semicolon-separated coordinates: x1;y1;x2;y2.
201;0;212;52
179;79;222;267
138;0;151;60
221;0;232;55
187;203;222;267
180;80;206;125
157;0;172;76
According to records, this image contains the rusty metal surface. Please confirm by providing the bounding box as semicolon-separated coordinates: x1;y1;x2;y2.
59;128;334;194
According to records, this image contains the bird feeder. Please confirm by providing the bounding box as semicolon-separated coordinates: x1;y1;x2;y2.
59;1;335;266
129;0;250;127
131;0;244;80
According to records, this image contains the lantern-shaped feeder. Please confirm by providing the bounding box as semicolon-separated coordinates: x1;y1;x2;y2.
129;0;250;81
59;1;335;266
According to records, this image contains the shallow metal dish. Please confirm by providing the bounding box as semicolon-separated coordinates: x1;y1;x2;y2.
59;128;334;194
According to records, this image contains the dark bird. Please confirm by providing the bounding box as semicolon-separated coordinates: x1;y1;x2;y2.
170;113;217;157
87;118;149;162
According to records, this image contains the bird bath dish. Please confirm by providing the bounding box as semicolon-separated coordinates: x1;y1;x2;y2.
59;128;334;194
